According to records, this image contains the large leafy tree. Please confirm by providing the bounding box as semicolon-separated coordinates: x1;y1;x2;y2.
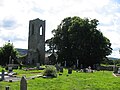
46;16;112;67
0;42;18;66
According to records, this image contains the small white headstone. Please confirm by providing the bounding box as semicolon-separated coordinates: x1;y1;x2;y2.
118;68;120;74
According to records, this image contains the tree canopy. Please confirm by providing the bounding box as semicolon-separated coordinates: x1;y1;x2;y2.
46;16;112;67
0;42;18;66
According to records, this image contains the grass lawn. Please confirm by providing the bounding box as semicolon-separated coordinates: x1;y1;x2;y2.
0;67;120;90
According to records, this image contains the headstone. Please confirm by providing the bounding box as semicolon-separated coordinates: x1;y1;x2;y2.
64;61;66;67
85;68;89;72
55;64;59;72
5;86;10;90
80;64;83;69
2;70;4;80
93;64;96;70
76;59;79;68
118;67;120;74
12;59;14;64
8;67;12;72
20;76;27;90
80;69;83;72
96;64;100;71
59;67;63;73
83;68;87;73
68;68;72;74
73;65;76;70
113;65;117;73
9;56;12;64
19;64;22;69
36;63;40;69
9;79;12;82
88;66;92;72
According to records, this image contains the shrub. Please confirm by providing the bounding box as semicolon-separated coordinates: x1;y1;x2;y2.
43;65;57;78
117;64;120;66
0;66;1;71
0;66;4;71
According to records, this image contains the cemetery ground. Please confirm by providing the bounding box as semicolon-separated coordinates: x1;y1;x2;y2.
1;66;120;90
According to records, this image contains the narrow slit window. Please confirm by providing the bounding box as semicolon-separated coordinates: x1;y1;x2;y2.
32;24;34;35
40;26;43;35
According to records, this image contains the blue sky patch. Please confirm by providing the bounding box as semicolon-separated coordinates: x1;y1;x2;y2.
2;19;16;29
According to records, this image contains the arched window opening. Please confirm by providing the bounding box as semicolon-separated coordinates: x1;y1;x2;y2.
40;26;43;35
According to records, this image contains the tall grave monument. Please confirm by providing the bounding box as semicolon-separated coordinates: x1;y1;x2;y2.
28;18;45;65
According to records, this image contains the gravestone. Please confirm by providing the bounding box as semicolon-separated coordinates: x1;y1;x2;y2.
83;68;87;72
5;86;10;90
113;66;117;73
76;59;79;68
9;56;12;64
96;64;100;71
19;64;22;69
36;63;40;69
80;64;83;69
73;65;76;70
118;67;120;74
59;67;63;73
55;64;59;72
68;68;72;74
88;66;92;72
2;70;4;80
64;61;66;67
8;67;12;73
93;64;96;70
8;64;19;69
20;76;27;90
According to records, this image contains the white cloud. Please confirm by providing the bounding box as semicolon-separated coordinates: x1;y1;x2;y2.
0;0;120;58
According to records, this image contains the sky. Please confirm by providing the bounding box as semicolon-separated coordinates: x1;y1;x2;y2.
0;0;120;58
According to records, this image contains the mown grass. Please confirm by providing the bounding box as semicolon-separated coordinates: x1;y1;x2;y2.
1;67;120;90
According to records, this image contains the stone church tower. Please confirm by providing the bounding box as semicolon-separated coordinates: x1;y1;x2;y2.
28;18;45;65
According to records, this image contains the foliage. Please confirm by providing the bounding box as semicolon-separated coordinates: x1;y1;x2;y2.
46;16;112;67
48;53;57;65
0;65;3;71
45;38;54;53
43;65;57;77
101;57;114;65
114;59;120;66
17;54;28;64
0;42;18;66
